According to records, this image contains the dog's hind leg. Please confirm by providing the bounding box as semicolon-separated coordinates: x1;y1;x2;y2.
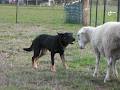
32;48;41;69
60;53;68;69
32;49;47;69
39;49;47;57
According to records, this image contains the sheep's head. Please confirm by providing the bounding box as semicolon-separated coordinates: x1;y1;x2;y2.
77;27;91;49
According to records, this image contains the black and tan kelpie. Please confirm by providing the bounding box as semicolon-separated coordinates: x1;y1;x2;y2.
23;32;75;72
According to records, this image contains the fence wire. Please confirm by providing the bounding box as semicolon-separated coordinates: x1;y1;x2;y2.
90;0;120;26
0;0;120;26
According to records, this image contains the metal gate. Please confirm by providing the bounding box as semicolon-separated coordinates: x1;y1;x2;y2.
89;0;120;26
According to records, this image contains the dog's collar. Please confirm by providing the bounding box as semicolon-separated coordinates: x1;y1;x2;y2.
59;40;68;48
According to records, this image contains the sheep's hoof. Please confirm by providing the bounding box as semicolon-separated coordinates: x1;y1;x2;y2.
104;77;111;83
112;73;119;79
93;73;98;78
104;80;106;83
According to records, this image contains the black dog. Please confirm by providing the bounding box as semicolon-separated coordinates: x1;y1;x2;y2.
23;32;75;72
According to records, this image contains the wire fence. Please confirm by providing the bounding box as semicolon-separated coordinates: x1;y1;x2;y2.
90;0;120;26
0;0;120;26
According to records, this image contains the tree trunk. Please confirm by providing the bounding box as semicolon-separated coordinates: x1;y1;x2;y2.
83;0;89;26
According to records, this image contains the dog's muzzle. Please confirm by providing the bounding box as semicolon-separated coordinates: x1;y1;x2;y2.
70;38;75;44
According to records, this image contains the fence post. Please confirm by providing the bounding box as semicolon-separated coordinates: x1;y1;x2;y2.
83;0;89;26
117;0;120;22
95;0;98;26
26;0;28;5
103;0;106;24
89;0;92;26
16;0;19;23
36;0;38;5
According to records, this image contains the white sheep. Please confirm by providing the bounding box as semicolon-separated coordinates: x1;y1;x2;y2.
77;22;120;83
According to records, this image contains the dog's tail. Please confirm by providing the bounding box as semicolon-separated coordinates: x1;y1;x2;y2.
23;47;32;52
23;45;33;52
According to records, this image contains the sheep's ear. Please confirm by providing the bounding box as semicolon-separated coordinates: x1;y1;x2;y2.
84;27;89;30
83;27;90;32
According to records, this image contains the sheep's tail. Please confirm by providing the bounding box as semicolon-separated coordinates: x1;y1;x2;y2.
23;44;33;52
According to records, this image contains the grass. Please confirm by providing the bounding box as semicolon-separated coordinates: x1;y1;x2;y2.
0;4;120;90
0;5;81;30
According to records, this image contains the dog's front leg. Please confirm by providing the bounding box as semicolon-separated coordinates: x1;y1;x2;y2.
60;53;68;69
51;52;56;72
32;56;38;69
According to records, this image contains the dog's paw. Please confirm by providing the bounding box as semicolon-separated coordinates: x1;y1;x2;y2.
51;65;56;72
64;64;69;70
33;63;38;69
51;68;56;72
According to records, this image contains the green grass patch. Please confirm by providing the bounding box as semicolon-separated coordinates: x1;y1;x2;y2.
0;5;80;30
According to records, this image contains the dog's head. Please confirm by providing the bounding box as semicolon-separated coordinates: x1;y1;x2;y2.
58;32;75;46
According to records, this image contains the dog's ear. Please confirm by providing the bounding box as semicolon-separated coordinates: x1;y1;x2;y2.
57;33;64;36
70;33;73;35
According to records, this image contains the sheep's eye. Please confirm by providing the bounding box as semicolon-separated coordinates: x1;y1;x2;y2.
78;35;80;40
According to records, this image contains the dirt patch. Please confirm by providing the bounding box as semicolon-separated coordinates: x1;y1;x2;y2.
0;73;8;86
0;51;9;61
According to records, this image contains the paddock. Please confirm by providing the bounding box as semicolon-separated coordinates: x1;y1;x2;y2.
0;1;120;90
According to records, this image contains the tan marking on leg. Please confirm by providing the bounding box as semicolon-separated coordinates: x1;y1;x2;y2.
64;63;68;69
32;58;38;69
61;55;68;69
34;60;38;69
51;65;56;72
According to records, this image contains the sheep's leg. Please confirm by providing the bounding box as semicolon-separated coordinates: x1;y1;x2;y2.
104;57;112;83
112;60;118;78
93;52;100;77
